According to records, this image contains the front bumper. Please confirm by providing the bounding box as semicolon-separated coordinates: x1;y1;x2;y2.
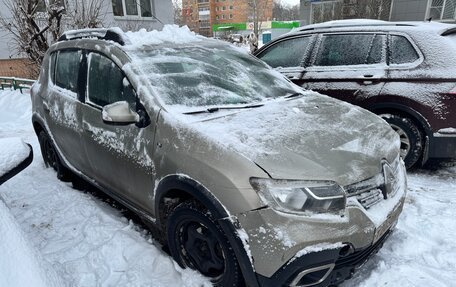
235;161;406;286
255;212;399;287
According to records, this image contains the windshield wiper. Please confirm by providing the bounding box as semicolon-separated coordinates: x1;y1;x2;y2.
183;103;264;115
284;92;304;99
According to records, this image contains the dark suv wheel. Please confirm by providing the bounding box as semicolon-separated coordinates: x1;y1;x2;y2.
380;114;423;168
167;201;245;287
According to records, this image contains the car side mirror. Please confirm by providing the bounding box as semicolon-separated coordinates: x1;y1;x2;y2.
102;101;139;125
0;138;33;186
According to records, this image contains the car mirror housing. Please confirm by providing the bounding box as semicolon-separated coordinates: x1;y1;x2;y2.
102;101;139;125
0;138;33;186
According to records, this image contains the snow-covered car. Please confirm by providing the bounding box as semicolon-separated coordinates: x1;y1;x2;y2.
31;26;406;287
255;19;456;169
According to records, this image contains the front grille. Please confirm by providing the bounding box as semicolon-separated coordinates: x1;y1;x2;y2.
355;189;383;209
345;156;402;210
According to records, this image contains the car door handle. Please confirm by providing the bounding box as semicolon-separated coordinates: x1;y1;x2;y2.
361;75;378;85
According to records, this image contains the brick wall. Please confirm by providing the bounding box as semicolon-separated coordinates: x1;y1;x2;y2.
0;58;36;79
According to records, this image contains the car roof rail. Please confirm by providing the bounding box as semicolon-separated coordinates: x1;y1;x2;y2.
296;22;415;33
58;28;129;45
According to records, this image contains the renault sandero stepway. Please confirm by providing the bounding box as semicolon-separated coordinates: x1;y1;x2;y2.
32;26;406;286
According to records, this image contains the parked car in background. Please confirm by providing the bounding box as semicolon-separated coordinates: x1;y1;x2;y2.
32;26;406;287
255;19;456;168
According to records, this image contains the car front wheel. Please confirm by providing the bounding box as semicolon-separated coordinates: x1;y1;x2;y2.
167;201;244;287
38;131;70;181
380;114;423;168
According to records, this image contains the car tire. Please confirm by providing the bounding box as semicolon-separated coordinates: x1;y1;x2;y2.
380;114;423;168
38;131;70;181
167;201;245;287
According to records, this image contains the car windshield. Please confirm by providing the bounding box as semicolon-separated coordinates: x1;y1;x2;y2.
127;44;299;107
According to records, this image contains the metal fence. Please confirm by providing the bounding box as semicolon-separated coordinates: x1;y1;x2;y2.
0;77;35;94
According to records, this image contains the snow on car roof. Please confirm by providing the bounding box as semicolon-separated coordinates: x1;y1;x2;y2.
123;25;205;49
295;19;456;35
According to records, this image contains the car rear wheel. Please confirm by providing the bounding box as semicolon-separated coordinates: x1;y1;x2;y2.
167;201;244;287
380;114;423;168
38;131;70;181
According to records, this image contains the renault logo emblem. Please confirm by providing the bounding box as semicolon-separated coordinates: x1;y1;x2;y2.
382;161;396;199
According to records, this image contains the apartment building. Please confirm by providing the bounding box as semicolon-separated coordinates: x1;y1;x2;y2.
182;0;273;37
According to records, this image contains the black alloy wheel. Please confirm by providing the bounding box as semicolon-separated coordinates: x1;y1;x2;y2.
167;201;244;287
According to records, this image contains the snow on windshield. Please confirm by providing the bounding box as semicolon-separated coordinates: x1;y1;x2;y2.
123;25;299;108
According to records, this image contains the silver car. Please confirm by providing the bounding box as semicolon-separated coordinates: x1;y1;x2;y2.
31;27;406;287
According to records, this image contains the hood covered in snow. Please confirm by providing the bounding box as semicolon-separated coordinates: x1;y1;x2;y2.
174;92;399;186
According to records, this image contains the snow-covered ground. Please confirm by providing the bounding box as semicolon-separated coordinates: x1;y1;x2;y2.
0;89;455;286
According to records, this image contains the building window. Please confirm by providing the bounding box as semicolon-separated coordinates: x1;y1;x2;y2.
216;7;219;11
36;0;66;13
229;5;233;10
428;0;456;20
112;0;154;18
222;6;226;10
222;14;225;19
229;14;233;19
216;15;219;20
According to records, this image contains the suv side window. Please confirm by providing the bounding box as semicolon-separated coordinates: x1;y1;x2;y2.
87;53;136;107
314;34;385;66
257;36;311;68
55;50;81;94
390;35;419;64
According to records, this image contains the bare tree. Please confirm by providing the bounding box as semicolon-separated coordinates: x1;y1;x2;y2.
0;0;65;76
273;0;299;21
172;0;183;25
0;0;107;77
248;0;272;38
66;0;107;29
312;1;343;24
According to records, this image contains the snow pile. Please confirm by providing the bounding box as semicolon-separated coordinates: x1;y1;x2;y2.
0;199;63;287
0;137;30;177
124;25;202;48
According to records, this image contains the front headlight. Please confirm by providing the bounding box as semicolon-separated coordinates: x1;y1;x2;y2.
250;178;346;215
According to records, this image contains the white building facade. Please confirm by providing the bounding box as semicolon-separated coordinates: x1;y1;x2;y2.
0;0;173;59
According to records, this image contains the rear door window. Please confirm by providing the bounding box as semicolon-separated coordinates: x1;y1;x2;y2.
314;34;385;66
389;35;419;64
257;36;312;68
55;50;81;95
87;52;136;107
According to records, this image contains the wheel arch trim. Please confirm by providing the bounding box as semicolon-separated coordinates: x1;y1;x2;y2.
368;102;432;137
154;174;260;287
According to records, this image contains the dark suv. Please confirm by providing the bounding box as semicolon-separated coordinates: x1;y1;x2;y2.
255;20;456;168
